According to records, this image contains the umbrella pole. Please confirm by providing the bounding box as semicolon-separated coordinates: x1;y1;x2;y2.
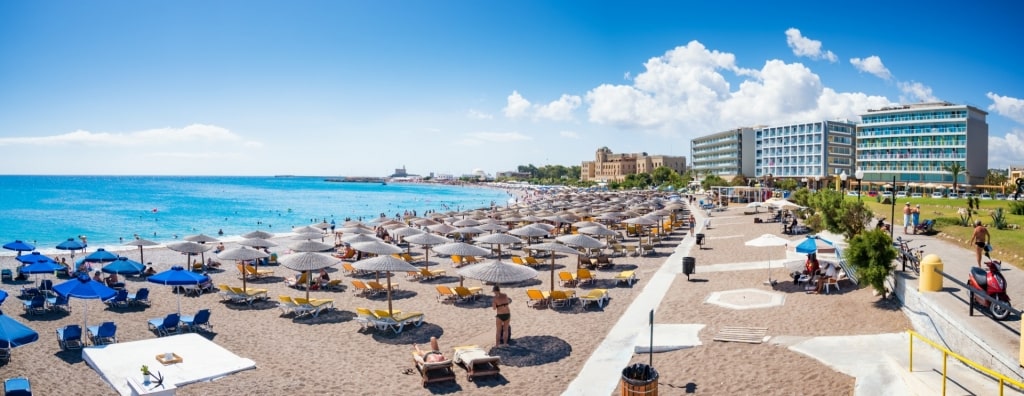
375;271;381;284
177;292;182;316
424;248;430;271
386;271;394;317
139;246;144;267
550;256;555;296
242;261;248;293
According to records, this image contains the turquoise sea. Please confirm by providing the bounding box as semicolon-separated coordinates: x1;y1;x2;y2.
0;176;511;255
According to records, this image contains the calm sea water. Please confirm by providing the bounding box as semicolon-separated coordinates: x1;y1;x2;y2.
0;176;511;255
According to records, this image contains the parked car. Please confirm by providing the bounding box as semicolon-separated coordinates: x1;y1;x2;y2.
964;192;975;199
867;190;879;197
995;193;1007;200
895;191;908;198
846;190;859;196
979;193;992;200
911;192;923;198
947;193;959;199
881;191;894;199
931;191;944;198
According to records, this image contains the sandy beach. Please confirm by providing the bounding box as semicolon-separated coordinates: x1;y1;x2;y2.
0;194;911;395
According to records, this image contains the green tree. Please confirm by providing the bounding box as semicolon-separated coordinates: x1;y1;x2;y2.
985;169;1008;187
700;175;726;191
943;162;964;192
730;175;749;187
808;189;846;233
651;166;675;186
844;229;898;298
775;179;798;191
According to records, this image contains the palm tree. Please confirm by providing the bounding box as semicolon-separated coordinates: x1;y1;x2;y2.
944;162;964;193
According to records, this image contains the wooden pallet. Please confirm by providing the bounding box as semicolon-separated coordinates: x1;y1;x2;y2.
713;326;768;344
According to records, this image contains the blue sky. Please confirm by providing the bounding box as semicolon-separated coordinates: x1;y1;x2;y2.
1;1;1022;176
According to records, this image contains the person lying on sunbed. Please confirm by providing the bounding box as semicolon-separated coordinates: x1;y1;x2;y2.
413;337;446;363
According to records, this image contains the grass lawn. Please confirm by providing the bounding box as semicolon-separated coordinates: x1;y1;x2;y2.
857;196;1024;266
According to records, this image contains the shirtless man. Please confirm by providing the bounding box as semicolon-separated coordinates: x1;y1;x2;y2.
969;220;990;267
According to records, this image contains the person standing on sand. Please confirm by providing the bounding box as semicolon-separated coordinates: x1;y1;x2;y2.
492;285;511;346
911;204;921;234
688;214;696;237
902;202;912;234
969;220;990;268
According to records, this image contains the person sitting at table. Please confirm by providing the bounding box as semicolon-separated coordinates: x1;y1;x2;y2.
812;261;838;294
413;336;447;363
105;272;120;287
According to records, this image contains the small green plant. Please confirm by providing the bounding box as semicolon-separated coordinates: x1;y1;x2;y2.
1009;201;1024;216
140;365;151;375
992;208;1007;230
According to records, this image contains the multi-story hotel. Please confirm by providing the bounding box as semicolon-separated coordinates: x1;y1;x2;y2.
754;120;857;186
856;102;988;187
690;127;755;182
580;147;687;183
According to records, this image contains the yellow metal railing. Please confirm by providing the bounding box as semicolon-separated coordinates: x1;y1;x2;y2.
908;330;1024;395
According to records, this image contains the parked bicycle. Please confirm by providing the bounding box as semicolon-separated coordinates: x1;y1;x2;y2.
894;236;925;274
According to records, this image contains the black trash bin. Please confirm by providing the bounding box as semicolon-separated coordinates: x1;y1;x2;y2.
682;257;695;280
695;233;705;249
621;363;658;395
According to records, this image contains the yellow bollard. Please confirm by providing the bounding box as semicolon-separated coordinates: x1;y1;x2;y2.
918;254;943;292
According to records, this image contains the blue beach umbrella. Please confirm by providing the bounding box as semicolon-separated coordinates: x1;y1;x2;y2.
101;257;145;275
54;274;118;330
794;235;835;255
2;240;35;256
0;311;40;355
0;290;7;305
148;266;210;314
15;252;57;265
56;238;87;259
20;260;63;274
82;248;119;263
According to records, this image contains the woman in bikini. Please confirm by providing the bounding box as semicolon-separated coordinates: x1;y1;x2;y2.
492;285;512;346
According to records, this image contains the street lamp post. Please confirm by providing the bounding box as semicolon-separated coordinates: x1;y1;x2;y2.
839;170;848;192
855;168;864;201
815;175;821;191
801;177;808;190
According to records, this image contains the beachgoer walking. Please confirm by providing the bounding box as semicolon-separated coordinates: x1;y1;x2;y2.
688;214;696;237
969;220;990;268
492;285;511;346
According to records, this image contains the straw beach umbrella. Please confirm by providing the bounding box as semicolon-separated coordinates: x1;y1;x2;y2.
474;233;522;259
217;246;268;293
529;242;584;296
242;230;275;239
353;255;418;317
288;240;334;253
122;237;158;267
457;259;538;285
166;241;214;271
280;252;340;300
351;241;403;283
403;233;451;271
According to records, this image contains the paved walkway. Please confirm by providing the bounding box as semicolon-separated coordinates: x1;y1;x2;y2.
565;205;1024;395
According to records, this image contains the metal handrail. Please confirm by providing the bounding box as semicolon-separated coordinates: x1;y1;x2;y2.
907;330;1024;395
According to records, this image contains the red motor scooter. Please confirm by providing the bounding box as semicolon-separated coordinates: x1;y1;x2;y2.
967;254;1012;320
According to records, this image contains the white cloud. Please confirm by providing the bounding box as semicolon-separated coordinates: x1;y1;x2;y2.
987;92;1024;124
897;81;939;103
503;91;532;119
785;28;837;62
0;124;246;147
850;56;892;80
467;109;493;120
535;94;582;121
560;130;580;139
502;91;581;121
989;129;1024;168
584;40;891;133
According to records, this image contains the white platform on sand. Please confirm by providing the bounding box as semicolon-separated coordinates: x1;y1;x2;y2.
634;324;704;353
83;333;256;396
